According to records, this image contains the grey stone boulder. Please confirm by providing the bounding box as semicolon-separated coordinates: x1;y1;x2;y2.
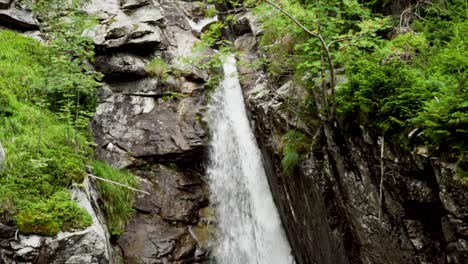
0;0;38;30
1;179;112;264
93;94;206;165
234;34;257;52
117;165;208;263
83;3;165;51
95;53;148;79
128;5;164;24
126;23;163;46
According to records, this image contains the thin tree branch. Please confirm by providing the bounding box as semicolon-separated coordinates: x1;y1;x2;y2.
88;174;150;195
265;0;337;119
327;34;367;49
379;135;385;220
264;0;319;38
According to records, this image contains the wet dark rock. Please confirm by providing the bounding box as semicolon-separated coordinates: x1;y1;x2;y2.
0;224;14;239
118;165;207;263
0;0;12;9
118;208;202;263
231;15;252;36
135;165;206;223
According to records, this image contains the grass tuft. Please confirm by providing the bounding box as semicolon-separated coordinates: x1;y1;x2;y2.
92;161;137;237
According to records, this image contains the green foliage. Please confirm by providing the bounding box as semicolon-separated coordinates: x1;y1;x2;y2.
280;130;311;175
199;21;226;48
0;30;95;236
161;91;185;101
145;58;170;80
337;55;436;138
31;0;102;128
92;161;137;237
253;0;467;165
336;1;467;163
254;0;391;80
16;190;92;236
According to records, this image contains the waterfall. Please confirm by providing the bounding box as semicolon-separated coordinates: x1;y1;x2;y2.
206;55;295;264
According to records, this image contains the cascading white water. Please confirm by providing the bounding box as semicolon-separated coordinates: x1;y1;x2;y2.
206;55;295;264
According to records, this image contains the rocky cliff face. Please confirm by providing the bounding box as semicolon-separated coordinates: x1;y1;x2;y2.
87;0;214;262
241;50;468;263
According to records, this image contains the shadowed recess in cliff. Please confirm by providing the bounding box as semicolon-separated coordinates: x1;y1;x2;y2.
206;54;295;263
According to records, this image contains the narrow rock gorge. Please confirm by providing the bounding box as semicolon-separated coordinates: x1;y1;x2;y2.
0;0;467;263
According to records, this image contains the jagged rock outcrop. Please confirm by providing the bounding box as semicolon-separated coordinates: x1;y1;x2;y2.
0;0;38;30
0;179;112;264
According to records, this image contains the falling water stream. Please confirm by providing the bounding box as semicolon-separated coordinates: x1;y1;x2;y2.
206;55;295;264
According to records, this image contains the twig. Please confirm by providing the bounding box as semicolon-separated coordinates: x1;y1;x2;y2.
265;0;337;119
88;174;149;195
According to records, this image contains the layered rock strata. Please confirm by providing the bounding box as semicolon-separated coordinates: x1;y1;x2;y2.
87;0;214;262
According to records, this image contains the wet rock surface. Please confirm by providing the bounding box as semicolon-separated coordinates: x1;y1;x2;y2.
117;165;209;263
243;49;468;264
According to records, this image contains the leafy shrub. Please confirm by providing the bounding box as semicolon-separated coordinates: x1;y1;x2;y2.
145;58;170;80
337;58;435;138
280;130;311;175
336;6;467;164
0;30;95;235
